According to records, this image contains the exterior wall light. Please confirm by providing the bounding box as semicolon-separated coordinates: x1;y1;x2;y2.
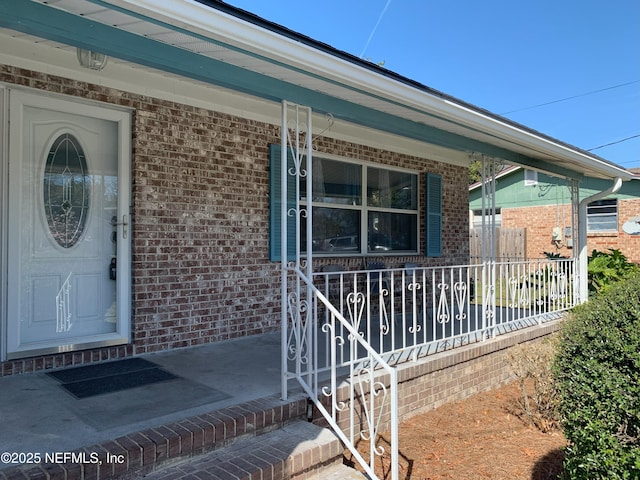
76;48;108;70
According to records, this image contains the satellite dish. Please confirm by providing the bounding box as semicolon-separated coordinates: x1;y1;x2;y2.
622;216;640;235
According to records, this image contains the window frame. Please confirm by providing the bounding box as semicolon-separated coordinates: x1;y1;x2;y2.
586;198;618;233
301;153;421;256
471;208;502;229
269;144;431;260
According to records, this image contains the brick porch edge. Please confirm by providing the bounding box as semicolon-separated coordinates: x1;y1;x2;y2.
0;394;309;480
1;319;561;480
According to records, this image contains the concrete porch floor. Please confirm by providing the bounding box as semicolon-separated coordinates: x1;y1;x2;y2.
0;332;305;456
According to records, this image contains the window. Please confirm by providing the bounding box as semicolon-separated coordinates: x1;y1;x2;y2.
269;145;429;258
587;199;618;232
471;208;502;229
524;170;538;186
43;133;90;248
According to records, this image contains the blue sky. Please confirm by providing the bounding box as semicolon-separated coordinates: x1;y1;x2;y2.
225;0;640;170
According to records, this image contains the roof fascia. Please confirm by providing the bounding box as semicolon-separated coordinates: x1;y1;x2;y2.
1;0;551;167
104;0;632;181
3;0;631;181
468;166;522;192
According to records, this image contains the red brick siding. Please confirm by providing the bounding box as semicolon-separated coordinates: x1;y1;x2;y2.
502;200;640;262
326;322;560;436
0;66;469;375
614;199;640;262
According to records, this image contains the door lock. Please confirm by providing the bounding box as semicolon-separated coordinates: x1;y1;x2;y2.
109;257;117;280
111;215;129;239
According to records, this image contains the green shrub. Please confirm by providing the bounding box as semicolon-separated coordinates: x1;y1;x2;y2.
554;273;640;479
588;248;639;294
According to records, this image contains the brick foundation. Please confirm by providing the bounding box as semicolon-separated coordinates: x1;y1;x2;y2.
327;321;560;436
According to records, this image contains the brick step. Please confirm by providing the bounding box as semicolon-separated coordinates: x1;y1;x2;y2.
321;463;369;480
141;420;362;480
0;394;309;480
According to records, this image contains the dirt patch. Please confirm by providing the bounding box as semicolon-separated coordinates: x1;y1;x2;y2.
347;381;566;479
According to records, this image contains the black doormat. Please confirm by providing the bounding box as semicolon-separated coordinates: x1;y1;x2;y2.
47;358;178;399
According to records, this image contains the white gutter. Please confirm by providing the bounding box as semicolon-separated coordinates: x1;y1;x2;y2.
107;0;633;181
577;177;623;303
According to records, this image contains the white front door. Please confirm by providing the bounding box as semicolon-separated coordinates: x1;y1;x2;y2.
5;90;131;359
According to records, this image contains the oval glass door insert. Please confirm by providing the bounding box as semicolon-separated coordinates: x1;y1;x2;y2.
43;133;90;248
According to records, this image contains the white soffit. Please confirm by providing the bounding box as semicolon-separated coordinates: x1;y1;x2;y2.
20;0;634;179
0;29;466;166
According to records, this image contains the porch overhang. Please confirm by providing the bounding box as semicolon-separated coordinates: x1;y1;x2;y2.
0;0;634;181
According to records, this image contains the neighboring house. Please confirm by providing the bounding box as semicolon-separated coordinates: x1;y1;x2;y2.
469;167;640;262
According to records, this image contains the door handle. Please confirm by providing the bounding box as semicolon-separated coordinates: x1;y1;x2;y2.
111;215;129;239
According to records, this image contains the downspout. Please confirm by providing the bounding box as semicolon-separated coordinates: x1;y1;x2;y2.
577;177;623;303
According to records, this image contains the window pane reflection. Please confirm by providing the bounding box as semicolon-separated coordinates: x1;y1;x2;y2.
303;207;361;253
368;212;417;252
367;167;417;210
302;158;362;205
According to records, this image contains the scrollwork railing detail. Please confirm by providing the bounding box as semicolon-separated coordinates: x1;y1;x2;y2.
436;281;450;324
321;322;348;412
286;291;309;364
347;291;366;338
453;281;467;321
508;274;530;308
356;368;388;457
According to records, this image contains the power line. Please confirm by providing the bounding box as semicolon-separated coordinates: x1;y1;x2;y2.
617;159;640;166
500;80;640;115
587;134;640;151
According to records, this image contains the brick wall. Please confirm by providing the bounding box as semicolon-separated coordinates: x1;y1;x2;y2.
501;204;564;259
0;66;469;375
614;199;640;262
502;201;640;262
328;321;560;437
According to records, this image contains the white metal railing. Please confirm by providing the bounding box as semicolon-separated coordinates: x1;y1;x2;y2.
311;258;576;371
283;257;573;480
278;101;574;480
285;267;399;480
280;100;399;480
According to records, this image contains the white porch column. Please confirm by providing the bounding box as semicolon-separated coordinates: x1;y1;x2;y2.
477;153;502;338
569;179;580;303
577;177;623;303
280;101;314;400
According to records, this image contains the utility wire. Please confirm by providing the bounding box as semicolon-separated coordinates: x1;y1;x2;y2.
587;134;640;152
500;80;640;115
360;0;392;59
617;159;640;166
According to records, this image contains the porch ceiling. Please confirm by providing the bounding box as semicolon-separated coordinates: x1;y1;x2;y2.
0;0;633;181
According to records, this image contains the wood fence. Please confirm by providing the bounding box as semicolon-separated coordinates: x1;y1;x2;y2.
469;227;526;262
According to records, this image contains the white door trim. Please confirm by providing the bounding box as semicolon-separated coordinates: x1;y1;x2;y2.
2;87;132;360
0;85;7;362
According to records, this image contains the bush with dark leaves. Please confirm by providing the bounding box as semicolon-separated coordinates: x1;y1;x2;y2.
554;273;640;479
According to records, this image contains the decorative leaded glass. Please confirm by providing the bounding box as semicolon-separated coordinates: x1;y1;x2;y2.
43;133;90;248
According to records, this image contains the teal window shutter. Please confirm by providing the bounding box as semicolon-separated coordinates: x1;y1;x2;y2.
269;144;296;261
425;173;442;257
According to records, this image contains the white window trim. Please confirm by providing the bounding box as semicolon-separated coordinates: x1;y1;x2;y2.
302;152;421;256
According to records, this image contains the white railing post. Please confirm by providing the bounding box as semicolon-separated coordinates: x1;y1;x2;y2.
280;100;289;400
281;102;399;480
